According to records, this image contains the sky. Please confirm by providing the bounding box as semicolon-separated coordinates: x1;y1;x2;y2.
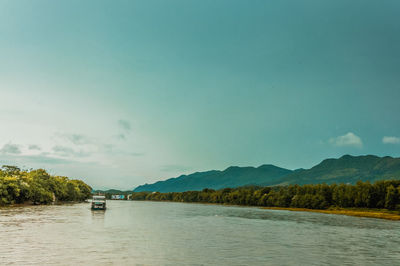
1;0;400;189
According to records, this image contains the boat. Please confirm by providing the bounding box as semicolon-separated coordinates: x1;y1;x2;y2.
91;195;106;210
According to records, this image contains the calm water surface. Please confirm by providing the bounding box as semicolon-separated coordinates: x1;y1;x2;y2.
1;201;400;265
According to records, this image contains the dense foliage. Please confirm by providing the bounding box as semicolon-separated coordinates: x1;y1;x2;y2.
131;180;400;210
0;165;92;205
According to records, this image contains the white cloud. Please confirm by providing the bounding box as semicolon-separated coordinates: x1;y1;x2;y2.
0;143;22;154
382;136;400;144
52;145;89;158
329;132;363;148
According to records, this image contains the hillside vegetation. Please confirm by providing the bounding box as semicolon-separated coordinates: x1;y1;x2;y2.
134;165;292;192
134;155;400;192
132;180;400;212
280;155;400;185
0;165;92;205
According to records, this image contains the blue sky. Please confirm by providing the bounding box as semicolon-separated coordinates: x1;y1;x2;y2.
1;0;400;189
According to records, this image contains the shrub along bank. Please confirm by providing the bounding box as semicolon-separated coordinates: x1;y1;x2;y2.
0;165;92;205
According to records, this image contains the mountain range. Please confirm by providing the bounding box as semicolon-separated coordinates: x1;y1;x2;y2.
134;155;400;192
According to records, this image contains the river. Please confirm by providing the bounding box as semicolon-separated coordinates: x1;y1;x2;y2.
1;200;399;265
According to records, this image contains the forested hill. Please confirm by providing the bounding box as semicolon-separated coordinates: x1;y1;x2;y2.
280;155;400;185
134;165;292;192
134;155;400;192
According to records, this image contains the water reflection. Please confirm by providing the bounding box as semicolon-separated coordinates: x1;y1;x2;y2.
91;209;106;216
91;209;105;227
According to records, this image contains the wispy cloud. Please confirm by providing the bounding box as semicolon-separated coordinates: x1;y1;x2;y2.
0;143;22;154
67;134;92;145
56;133;92;145
115;120;132;141
118;120;131;132
129;152;145;157
329;132;363;148
1;153;78;167
19;153;77;165
382;136;400;144
100;144;144;157
102;144;115;153
28;144;41;150
115;134;126;140
52;145;89;157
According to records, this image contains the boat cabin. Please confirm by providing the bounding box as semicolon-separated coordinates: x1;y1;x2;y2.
92;195;106;210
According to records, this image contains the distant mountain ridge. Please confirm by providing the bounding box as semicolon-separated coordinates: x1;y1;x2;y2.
279;155;400;185
134;155;400;192
93;189;132;194
134;165;292;192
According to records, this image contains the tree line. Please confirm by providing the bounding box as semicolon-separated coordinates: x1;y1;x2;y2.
0;165;92;205
131;180;400;210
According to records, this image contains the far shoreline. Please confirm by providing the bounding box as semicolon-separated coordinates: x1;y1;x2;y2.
0;201;90;209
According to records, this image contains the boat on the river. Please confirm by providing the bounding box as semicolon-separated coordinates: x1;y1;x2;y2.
91;195;106;210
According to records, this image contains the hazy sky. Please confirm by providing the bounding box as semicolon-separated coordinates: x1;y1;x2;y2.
1;0;400;189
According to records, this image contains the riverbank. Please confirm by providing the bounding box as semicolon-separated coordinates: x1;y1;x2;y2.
0;166;92;206
0;201;90;209
263;206;400;220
